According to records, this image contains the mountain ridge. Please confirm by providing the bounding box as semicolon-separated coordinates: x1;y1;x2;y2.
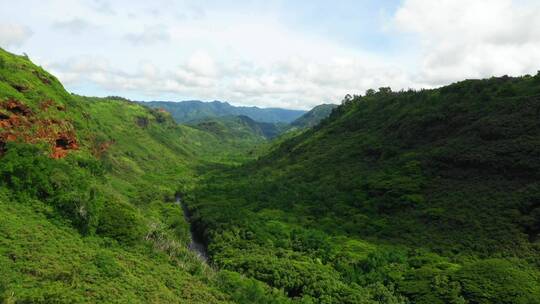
143;100;306;124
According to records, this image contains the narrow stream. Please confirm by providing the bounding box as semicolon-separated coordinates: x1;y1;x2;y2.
175;196;208;262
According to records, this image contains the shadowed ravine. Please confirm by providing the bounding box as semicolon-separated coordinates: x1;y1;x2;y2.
176;196;208;262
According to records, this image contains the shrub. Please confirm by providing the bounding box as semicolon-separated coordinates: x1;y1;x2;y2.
0;142;54;198
97;201;146;245
93;251;123;278
216;270;290;304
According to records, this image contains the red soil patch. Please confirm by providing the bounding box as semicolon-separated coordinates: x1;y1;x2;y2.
0;99;78;158
51;132;79;159
3;99;32;116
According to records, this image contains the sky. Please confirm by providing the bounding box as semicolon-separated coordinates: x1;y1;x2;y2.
1;0;540;110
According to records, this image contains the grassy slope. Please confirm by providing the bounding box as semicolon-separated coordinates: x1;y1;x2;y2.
0;49;289;303
189;76;540;303
0;194;227;303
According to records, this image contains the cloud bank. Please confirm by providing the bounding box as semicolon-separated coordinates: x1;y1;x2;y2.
1;0;540;109
0;23;32;48
395;0;540;86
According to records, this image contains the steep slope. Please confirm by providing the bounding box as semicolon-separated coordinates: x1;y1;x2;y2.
288;104;338;129
0;48;289;303
189;76;540;303
143;100;306;124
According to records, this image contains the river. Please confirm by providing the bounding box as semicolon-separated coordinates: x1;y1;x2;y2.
175;196;208;262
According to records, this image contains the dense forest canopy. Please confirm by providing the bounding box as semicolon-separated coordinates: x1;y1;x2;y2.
187;74;540;303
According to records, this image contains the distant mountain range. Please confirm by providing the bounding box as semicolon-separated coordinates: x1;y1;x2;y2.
143;100;338;139
142;100;306;124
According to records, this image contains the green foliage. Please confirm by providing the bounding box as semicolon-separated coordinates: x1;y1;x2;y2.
188;74;540;303
456;259;540;304
0;142;55;198
96;201;146;244
0;47;254;303
289;104;338;130
216;270;291;304
0;142;104;234
93;251;123;278
0;199;228;303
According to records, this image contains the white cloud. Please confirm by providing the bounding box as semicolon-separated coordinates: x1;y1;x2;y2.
0;23;32;48
0;2;409;109
52;18;93;34
38;9;412;109
87;0;116;15
184;52;218;77
124;25;170;45
47;51;409;109
394;0;540;86
5;1;540;109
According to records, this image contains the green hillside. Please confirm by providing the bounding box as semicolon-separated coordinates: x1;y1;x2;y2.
188;78;540;303
0;48;289;303
289;104;338;130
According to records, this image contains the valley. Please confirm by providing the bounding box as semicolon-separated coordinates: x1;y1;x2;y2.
1;46;540;304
